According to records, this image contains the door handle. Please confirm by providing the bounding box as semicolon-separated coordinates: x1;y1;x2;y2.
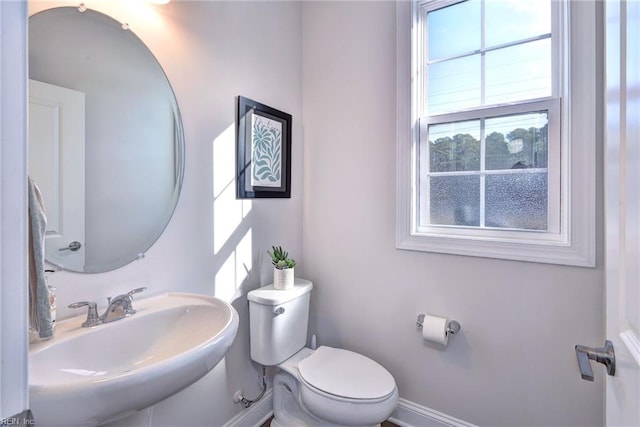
575;340;615;381
59;241;81;252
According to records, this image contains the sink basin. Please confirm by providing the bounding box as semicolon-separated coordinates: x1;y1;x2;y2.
29;292;239;426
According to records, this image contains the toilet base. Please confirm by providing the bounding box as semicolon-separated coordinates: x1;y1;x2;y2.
271;372;381;427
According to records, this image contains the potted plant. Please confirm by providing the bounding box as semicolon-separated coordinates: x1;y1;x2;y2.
268;245;296;290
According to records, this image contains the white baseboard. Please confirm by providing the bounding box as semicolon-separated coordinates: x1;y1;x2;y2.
223;388;273;427
222;390;474;427
389;398;477;427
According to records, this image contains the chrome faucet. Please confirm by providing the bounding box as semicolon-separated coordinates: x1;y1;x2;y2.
68;287;147;327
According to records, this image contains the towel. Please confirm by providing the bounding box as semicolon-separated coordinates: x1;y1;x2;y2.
28;177;53;339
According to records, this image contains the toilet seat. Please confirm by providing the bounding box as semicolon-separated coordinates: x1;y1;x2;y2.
274;346;399;426
297;346;396;401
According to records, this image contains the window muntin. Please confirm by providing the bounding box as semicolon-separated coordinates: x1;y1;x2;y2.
417;0;559;236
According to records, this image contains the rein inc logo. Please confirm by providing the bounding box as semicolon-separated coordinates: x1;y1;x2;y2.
1;412;35;426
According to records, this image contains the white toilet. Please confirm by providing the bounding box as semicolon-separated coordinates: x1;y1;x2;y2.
248;279;399;426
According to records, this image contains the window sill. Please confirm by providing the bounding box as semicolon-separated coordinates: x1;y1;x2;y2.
396;230;595;267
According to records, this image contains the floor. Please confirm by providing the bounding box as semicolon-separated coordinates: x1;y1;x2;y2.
261;418;399;427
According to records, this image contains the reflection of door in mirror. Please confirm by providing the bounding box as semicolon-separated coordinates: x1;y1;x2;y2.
28;79;85;271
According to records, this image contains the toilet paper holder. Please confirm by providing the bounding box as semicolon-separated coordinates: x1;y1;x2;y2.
416;314;461;336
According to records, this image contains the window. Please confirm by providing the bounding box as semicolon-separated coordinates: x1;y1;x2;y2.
396;0;597;266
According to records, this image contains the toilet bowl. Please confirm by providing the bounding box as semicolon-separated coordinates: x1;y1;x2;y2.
248;279;399;426
276;346;398;426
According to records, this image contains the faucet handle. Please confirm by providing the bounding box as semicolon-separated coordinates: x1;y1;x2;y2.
68;301;101;327
122;287;147;315
127;287;147;297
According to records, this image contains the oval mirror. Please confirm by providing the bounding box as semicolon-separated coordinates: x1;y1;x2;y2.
28;7;184;273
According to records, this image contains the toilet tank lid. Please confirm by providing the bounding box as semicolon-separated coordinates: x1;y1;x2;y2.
247;278;313;305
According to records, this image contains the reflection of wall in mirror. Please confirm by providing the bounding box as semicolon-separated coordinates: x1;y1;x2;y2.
29;9;176;271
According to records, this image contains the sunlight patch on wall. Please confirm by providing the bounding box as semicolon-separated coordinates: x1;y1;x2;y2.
214;228;252;303
213;124;236;199
213;186;240;253
236;229;252;289
213;124;252;254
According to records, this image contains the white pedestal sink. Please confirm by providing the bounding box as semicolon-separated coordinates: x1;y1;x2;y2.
29;292;239;426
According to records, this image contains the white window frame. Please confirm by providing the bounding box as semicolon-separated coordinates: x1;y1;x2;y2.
396;0;597;267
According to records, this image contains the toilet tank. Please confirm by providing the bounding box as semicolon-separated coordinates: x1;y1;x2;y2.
247;279;313;366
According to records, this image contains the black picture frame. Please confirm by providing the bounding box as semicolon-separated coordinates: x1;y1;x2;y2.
236;96;292;199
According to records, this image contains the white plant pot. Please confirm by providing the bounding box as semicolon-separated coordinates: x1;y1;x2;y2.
273;267;294;290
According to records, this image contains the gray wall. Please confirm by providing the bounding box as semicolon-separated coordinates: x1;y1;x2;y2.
301;1;605;426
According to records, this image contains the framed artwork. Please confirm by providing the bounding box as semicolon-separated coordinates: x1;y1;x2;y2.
236;96;292;199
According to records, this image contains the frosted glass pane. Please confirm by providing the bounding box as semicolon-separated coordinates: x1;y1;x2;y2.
427;0;480;61
485;112;548;170
485;39;552;105
430;175;480;226
428;55;481;114
429;120;480;172
485;173;547;230
485;0;551;48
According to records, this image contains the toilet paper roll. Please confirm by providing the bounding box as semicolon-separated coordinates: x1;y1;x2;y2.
422;314;449;346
